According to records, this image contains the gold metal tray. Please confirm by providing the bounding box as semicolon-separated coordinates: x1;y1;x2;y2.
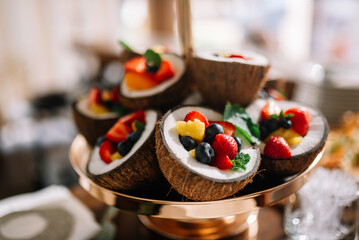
69;135;322;239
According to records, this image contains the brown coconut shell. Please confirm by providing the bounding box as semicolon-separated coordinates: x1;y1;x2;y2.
119;54;190;112
155;107;261;201
72;101;118;146
193;54;270;109
260;115;329;177
87;116;163;191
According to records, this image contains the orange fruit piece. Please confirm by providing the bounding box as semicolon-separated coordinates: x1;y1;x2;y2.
124;72;158;90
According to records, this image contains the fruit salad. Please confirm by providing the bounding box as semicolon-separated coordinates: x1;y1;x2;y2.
176;110;252;171
124;49;175;91
87;86;127;115
259;100;311;159
96;110;146;164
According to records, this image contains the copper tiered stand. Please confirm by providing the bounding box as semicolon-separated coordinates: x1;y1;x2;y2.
69;135;323;239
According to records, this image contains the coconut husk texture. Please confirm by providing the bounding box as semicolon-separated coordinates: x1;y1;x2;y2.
192;57;270;109
260;121;329;177
87;127;163;191
72;101;118;146
120;56;190;112
155;120;260;201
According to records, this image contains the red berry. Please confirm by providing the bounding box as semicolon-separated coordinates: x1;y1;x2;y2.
88;87;102;105
209;121;235;136
263;136;292;159
261;101;280;121
119;110;146;127
99;140;116;164
212;134;238;160
184;111;209;128
284;108;310;136
212;153;233;170
106;120;132;142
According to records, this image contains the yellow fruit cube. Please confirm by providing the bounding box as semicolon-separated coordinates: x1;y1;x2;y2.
287;136;303;146
110;152;122;162
189;149;196;158
90;103;109;114
266;128;303;146
176;119;205;142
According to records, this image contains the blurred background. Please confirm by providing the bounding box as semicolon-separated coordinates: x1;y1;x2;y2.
0;0;359;199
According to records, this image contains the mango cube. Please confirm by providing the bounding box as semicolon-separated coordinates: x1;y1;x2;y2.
176;119;205;142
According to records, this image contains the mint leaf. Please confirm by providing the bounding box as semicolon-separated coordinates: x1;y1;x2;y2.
224;103;260;145
134;120;145;132
144;49;162;68
119;40;134;52
232;152;251;171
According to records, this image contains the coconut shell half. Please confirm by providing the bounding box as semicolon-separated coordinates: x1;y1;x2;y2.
155;105;261;201
193;50;270;109
246;99;329;177
119;53;189;111
87;110;163;191
72;100;120;146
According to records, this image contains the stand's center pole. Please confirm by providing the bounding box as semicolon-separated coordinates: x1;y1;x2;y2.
176;0;193;65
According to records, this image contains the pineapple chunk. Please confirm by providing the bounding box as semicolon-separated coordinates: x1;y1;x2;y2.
90;103;109;114
176;119;205;142
110;152;122;162
266;128;303;146
189;149;196;158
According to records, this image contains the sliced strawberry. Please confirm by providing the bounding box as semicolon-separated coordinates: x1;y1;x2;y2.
88;87;102;105
99;140;116;164
212;153;233;170
184;111;209;128
119;110;146;127
153;60;175;83
263;136;292;159
284;108;310;136
209;121;235;136
261;101;281;121
112;86;121;103
124;56;147;73
212;134;238;160
105;120;131;142
229;54;249;60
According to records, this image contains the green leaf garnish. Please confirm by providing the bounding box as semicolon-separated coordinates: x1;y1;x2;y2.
134;120;145;132
224;103;260;145
119;40;134;52
270;110;293;120
144;49;162;68
232;152;251;171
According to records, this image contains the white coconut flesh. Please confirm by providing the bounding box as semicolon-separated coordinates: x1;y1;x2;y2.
88;109;157;175
195;49;269;67
120;53;185;98
246;99;327;157
162;106;260;182
76;98;119;119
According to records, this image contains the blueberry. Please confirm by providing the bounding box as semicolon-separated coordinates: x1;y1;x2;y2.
233;136;242;153
280;118;292;129
179;135;196;151
259;125;269;140
203;124;224;143
146;64;159;73
195;142;215;165
103;100;114;110
117;140;133;156
96;135;107;146
127;131;142;143
264;118;280;133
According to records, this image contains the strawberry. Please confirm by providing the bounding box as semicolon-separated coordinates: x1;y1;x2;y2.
211;153;233;170
99;140;116;164
105;120;131;142
153;60;175;83
229;54;249;60
124;56;147;73
261;101;281;121
209;121;235;136
88;87;102;106
119;110;146;126
112;86;121;104
184;111;209;128
212;134;238;160
284;108;310;136
263;136;292;159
